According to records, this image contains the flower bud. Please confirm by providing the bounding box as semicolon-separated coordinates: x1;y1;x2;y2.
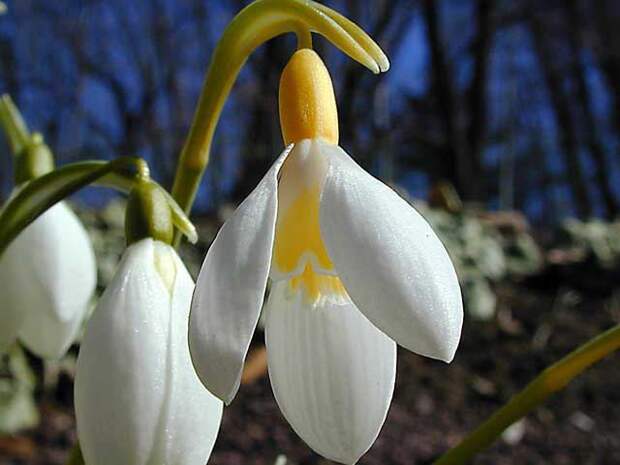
75;239;222;465
0;201;96;358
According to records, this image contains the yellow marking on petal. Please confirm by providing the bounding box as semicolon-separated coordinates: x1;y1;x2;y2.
273;184;333;274
154;245;177;295
279;49;339;146
290;264;347;304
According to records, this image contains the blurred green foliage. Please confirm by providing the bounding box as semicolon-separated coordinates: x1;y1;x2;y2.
0;346;39;434
556;219;620;268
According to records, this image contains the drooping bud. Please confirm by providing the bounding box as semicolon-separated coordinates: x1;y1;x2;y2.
279;49;339;146
125;180;174;246
0;200;96;359
75;239;223;465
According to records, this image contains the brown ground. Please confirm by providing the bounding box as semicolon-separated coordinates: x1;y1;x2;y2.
0;284;619;465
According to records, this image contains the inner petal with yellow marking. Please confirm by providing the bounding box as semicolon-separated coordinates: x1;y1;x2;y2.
273;184;333;274
289;264;348;305
271;140;347;304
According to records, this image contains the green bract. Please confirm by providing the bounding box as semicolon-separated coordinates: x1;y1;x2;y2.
125;180;174;246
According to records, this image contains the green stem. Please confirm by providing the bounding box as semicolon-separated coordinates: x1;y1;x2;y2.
295;26;313;50
171;0;312;227
433;324;620;465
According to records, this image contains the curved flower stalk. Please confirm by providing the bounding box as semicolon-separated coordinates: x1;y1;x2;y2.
171;0;389;237
75;183;222;465
189;48;463;463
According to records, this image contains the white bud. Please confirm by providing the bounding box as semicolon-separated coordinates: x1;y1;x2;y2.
0;201;96;358
75;239;222;465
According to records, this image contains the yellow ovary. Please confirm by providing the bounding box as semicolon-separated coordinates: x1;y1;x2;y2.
279;49;339;146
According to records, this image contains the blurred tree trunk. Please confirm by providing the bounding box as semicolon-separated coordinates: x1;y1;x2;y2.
591;0;620;144
422;0;461;190
465;0;493;202
564;0;618;218
528;14;592;219
338;2;401;128
422;0;493;203
339;0;412;167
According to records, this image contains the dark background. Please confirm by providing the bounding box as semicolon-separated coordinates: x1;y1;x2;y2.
1;0;619;224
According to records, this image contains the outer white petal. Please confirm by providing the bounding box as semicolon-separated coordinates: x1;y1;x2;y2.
319;145;463;362
189;145;293;404
76;239;169;465
75;239;222;465
0;202;96;358
265;282;396;465
155;245;223;464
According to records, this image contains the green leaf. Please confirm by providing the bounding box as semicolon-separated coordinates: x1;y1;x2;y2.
0;157;142;257
0;157;196;257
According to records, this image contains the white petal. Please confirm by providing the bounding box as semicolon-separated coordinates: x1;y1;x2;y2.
265;281;396;464
0;202;96;358
19;306;84;360
319;145;463;362
189;145;293;404
156;245;223;464
76;239;169;465
76;239;222;465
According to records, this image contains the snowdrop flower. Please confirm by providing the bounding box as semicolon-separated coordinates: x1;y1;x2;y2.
0;138;96;359
75;182;222;465
189;49;463;464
